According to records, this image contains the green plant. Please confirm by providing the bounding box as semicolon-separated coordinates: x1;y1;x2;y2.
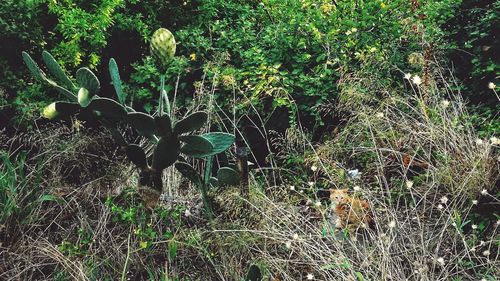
22;28;236;215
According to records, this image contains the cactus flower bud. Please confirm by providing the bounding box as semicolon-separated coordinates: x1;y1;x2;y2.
78;87;91;107
150;28;176;70
42;102;58;119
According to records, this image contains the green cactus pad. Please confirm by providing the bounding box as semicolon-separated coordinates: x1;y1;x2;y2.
126;144;148;169
154;115;172;137
152;136;180;171
128;112;156;137
42;51;76;91
76;67;100;94
109;58;125;104
22;51;48;82
150;28;176;70
209;177;219;187
200;132;235;156
173;111;208;135
179;135;214;157
88;97;127;118
77;88;93;107
42;102;80;120
217;167;240;186
175;162;202;186
245;265;262;281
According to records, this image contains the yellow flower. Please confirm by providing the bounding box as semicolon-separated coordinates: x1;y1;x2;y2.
139;241;148;249
380;2;386;9
189;53;196;61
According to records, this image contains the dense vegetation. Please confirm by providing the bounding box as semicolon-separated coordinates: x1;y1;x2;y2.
0;0;498;280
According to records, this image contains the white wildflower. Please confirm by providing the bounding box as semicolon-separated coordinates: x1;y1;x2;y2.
483;250;490;257
285;241;292;249
406;180;414;188
308;181;315;187
292;233;299;240
290;185;295;191
436;257;445;266
490;137;499;145
488;82;495;89
348;169;361;179
404;73;412;80
441;100;450;108
412;75;422;86
314;201;322;207
353;185;361;192
481;189;488;195
388;220;396;228
437;204;444;210
471;224;478;230
376;112;384;118
472;200;478;205
475;138;484;145
184;209;192;217
307;273;314;280
479;240;485;246
310;165;318;172
440;196;449;204
496;220;500;226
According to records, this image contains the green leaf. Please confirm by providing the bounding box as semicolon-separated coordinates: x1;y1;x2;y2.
76;67;100;94
128;112;155;137
179;135;214;158
22;51;48;82
173;111;208;135
126;144;148;169
152;136;180;170
109;58;125;104
77;88;92;107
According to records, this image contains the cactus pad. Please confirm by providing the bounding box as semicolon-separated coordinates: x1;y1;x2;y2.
42;102;80;120
175;162;202;186
128;112;156;137
42;51;76;91
126;144;148;169
154;115;172;137
217;167;240;186
22;52;48;82
173;111;208;135
200;132;235;156
179;135;214;157
88;97;127;118
152;136;180;171
76;67;100;94
150;28;176;70
109;58;125;104
77;88;93;107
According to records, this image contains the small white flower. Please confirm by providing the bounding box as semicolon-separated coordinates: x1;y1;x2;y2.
490;137;500;145
289;185;296;191
483;250;490;257
353;185;361;192
437;204;444;210
314;201;322;207
376;112;384;118
471;224;478;230
184;209;192;217
348;169;361;179
406;181;414;189
412;75;422;86
310;165;318;172
351;27;358;33
475;138;484;145
436;257;445;266
496;220;500;226
451;222;457;227
306;273;314;280
285;241;292;249
481;189;488;195
404;73;412;80
292;233;299;240
441;100;450;108
308;181;315;187
488;82;495;89
388;220;396;228
479;240;485;246
472;200;478;205
470;247;476;252
440;196;449;204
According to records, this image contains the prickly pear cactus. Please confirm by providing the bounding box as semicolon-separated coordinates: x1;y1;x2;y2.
150;28;176;70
